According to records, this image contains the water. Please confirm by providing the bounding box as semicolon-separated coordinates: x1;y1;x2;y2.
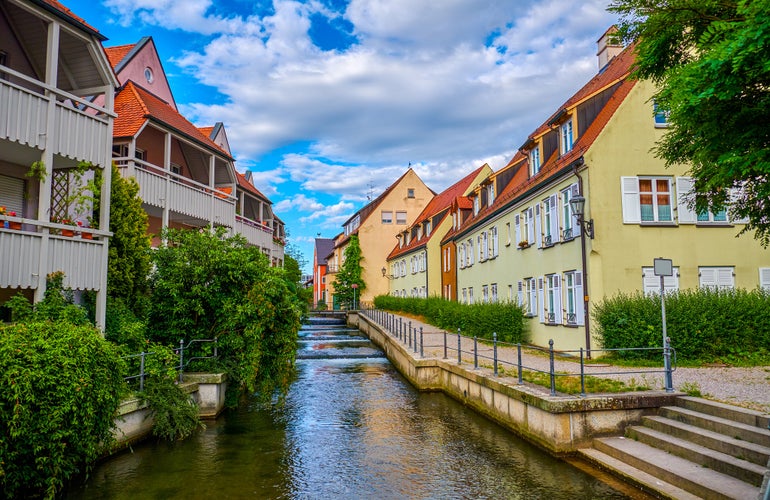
67;317;630;499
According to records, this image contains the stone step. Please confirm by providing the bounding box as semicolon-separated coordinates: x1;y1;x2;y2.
577;447;701;500
660;405;770;448
643;414;770;467
628;424;767;486
676;396;770;429
593;436;760;500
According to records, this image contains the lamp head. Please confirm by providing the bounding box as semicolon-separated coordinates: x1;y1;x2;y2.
569;195;586;218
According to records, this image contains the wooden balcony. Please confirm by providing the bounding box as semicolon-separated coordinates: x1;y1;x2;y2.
0;216;108;291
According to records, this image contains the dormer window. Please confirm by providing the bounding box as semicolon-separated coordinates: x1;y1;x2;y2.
560;119;574;155
425;220;432;236
473;196;480;215
486;183;495;206
530;146;541;176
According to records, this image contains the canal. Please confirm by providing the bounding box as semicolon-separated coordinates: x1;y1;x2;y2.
67;316;631;499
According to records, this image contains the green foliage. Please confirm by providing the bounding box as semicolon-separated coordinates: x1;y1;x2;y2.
105;164;151;314
0;321;125;499
5;272;90;325
333;235;365;308
593;288;770;364
148;228;301;404
610;0;770;245
373;295;528;343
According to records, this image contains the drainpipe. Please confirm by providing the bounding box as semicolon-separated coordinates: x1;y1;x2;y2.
573;157;592;358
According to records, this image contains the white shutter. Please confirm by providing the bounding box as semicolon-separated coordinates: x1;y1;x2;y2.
621;176;641;223
517;281;524;306
699;268;717;288
571;184;581;237
535;203;542;247
528;279;537;315
759;268;770;291
549;194;559;243
575;272;584;326
514;214;521;246
717;267;734;289
676;177;697;224
537;277;545;322
553;275;563;324
527;208;535;242
0;175;25;216
642;268;661;294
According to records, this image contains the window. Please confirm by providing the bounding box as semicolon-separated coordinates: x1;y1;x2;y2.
473;196;480;215
560;120;573;155
407;188;415;198
699;267;734;290
400;260;406;276
545;274;562;324
458;245;465;269
468;287;474;303
642;267;680;295
479;232;488;261
490;227;498;257
523;278;537;316
381;211;393;224
170;163;181;175
467;239;474;265
530;146;541;176
564;271;583;326
760;268;770;291
487;184;495;205
621;176;673;223
482;285;489;303
144;67;154;83
396;211;407;224
425;220;432;236
462;288;467;304
0;174;24;217
542;194;559;246
505;222;511;246
561;184;579;240
653;100;670;127
491;283;498;303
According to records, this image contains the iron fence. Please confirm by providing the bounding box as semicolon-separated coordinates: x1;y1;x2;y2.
122;338;218;390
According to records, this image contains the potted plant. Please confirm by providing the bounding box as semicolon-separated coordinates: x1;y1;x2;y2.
518;240;529;248
0;206;21;230
76;219;92;240
52;215;75;236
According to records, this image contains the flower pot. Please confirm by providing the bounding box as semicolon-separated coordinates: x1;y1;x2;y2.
8;222;21;230
80;232;93;240
61;229;75;237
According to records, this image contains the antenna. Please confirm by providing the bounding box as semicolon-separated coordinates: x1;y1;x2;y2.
367;180;374;201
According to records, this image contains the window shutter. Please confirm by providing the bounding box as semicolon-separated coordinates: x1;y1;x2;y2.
517;281;524;307
699;268;717;288
549;194;559;243
621;176;641;223
553;275;563;324
514;214;521;245
535;204;542;247
527;208;535;242
0;175;25;216
575;272;584;326
717;268;734;289
537;277;545;322
760;268;770;291
642;268;661;294
571;184;581;237
676;177;697;224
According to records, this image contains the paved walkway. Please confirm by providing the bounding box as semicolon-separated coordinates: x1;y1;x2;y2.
365;311;770;414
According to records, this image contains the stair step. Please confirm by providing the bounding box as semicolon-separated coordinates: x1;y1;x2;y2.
643;414;770;467
677;396;770;429
628;424;767;486
660;405;770;448
593;436;760;500
577;447;701;500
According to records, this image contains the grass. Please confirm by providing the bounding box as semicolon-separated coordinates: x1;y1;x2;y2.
494;364;652;395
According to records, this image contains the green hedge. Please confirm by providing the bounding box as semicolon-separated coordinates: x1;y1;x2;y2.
593;288;770;363
372;295;528;343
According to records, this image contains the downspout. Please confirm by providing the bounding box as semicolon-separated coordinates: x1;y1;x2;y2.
573;157;592;358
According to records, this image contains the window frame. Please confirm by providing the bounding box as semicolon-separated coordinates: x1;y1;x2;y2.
560;119;573;155
395;211;407;225
381;211;393;224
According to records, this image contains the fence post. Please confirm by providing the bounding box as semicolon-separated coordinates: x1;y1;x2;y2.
580;347;586;397
420;327;424;358
214;337;218;358
178;338;185;383
473;336;478;369
664;337;674;393
548;339;556;396
517;343;523;384
443;330;447;359
139;351;146;392
493;332;498;377
413;329;418;354
409;321;412;348
457;328;462;364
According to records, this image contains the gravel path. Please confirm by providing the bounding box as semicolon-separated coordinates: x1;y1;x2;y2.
371;313;770;414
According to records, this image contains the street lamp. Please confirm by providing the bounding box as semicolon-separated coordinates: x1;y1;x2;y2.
569;193;593;358
381;267;394;280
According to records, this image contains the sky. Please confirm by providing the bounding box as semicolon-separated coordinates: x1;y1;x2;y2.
64;0;620;273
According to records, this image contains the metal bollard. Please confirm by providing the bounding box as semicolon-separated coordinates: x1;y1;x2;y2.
548;339;556;396
420;327;424;358
457;328;462;364
493;333;498;376
443;330;447;359
580;347;586;397
517;343;523;384
473;336;478;369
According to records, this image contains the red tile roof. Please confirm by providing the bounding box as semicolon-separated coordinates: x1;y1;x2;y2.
113;81;233;160
236;172;270;202
37;0;104;39
104;43;135;70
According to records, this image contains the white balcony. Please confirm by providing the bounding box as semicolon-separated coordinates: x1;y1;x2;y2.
0;216;108;291
235;215;275;249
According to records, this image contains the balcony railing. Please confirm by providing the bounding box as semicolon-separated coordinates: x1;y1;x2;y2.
0;66;113;167
235;215;275;249
0;216;109;291
116;160;236;228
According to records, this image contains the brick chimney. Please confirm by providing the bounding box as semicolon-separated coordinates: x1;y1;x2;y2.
597;26;623;69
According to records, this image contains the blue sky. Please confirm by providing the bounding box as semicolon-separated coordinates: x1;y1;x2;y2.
64;0;619;273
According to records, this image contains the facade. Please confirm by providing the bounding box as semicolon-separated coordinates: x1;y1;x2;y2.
326;168;433;307
0;0;117;327
312;237;335;308
443;33;769;352
386;164;492;299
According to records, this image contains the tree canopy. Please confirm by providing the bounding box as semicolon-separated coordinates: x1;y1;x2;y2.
333;235;365;308
610;0;770;245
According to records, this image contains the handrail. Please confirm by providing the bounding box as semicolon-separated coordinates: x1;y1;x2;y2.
115;158;237;202
0;215;112;237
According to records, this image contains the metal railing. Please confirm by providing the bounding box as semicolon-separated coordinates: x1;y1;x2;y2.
122;338;218;390
359;307;676;396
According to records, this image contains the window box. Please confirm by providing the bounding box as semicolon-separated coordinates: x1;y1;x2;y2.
517;240;529;249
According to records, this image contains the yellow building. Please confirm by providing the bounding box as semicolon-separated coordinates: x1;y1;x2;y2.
325;168;433;307
386;164;492;298
449;32;769;352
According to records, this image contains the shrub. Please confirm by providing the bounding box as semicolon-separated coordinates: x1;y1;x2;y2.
373;295;528;343
0;321;125;498
593;288;770;363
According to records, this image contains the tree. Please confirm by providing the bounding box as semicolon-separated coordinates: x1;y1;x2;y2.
610;0;770;245
333;234;365;308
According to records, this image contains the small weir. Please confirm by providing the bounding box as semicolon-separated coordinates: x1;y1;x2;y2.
66;314;633;499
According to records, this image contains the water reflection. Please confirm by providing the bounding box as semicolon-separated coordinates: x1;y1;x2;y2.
67;320;629;499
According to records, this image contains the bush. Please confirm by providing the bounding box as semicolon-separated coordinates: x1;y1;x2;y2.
593;288;770;363
373;295;528;343
0;321;125;498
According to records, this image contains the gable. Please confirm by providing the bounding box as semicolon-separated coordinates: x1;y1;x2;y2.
108;37;176;110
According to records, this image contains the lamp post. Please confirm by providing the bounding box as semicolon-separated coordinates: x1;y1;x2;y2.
569;194;594;358
653;257;674;392
351;283;358;310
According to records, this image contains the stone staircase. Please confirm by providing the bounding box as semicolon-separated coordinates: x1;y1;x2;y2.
578;396;770;499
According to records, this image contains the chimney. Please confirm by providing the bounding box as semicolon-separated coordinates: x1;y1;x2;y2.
597;26;623;69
